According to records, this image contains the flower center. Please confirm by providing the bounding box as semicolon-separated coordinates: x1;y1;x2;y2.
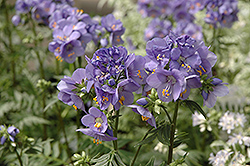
118;96;125;105
141;116;150;121
94;117;103;128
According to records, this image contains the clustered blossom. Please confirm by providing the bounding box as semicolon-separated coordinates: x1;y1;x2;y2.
138;0;239;41
204;0;239;28
144;32;228;107
137;0;202;41
218;111;246;134
209;150;233;166
12;1;125;63
58;31;228;144
0;125;20;145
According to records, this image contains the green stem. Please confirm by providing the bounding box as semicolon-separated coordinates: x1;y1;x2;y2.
78;56;82;67
76;109;81;150
30;14;45;79
15;147;23;166
55;103;73;164
167;100;179;165
113;109;120;151
130;128;153;166
30;14;47;139
159;104;172;123
56;58;60;75
3;0;16;87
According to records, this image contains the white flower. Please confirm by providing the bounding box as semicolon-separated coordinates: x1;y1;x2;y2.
229;152;245;166
218;111;236;134
209;150;233;166
235;113;246;127
154;142;167;153
227;133;244;146
243;136;250;146
192;111;211;132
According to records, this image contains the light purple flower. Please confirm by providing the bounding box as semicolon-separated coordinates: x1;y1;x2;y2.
146;69;185;102
81;107;108;133
76;128;117;145
127;105;156;128
114;79;140;110
202;78;229;108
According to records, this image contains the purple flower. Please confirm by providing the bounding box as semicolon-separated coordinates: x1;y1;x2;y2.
7;126;20;142
145;38;172;69
80;107;108;133
136;98;148;106
31;0;56;25
0;125;19;144
57;68;87;112
144;18;172;41
12;15;21;26
127;105;156;128
114;79;140;110
101;14;124;33
202;78;229;108
127;55;148;85
101;14;125;46
146;69;185;102
76;128;117;145
95;85;117;110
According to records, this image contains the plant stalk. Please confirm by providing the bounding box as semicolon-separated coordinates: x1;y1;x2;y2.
113;109;120;151
3;0;16;87
130;128;153;166
55;103;73;164
167;100;179;165
15;147;23;166
30;15;47;139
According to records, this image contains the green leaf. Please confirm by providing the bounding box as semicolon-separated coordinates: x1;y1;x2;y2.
134;133;157;147
52;141;60;158
182;100;207;118
114;153;126;166
44;141;51;157
145;156;155;166
44;98;59;112
157;123;171;145
159;161;166;166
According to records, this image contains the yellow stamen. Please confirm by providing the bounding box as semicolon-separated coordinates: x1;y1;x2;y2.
180;89;187;98
141;116;150;121
152;69;156;74
111;24;116;30
119;96;125;105
68;52;75;57
196;2;201;7
52;22;57;28
137;70;142;79
102;96;109;103
73;104;77;110
94;122;102;128
36;14;40;19
93;139;96;143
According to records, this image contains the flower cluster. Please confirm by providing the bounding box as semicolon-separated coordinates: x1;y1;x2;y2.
138;0;239;41
0;125;19;145
76;107;117;145
218;111;246;134
12;1;125;63
12;0;74;26
57;31;228;144
145;32;228;107
204;0;239;28
57;45;154;142
209;150;233;166
138;0;203;41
